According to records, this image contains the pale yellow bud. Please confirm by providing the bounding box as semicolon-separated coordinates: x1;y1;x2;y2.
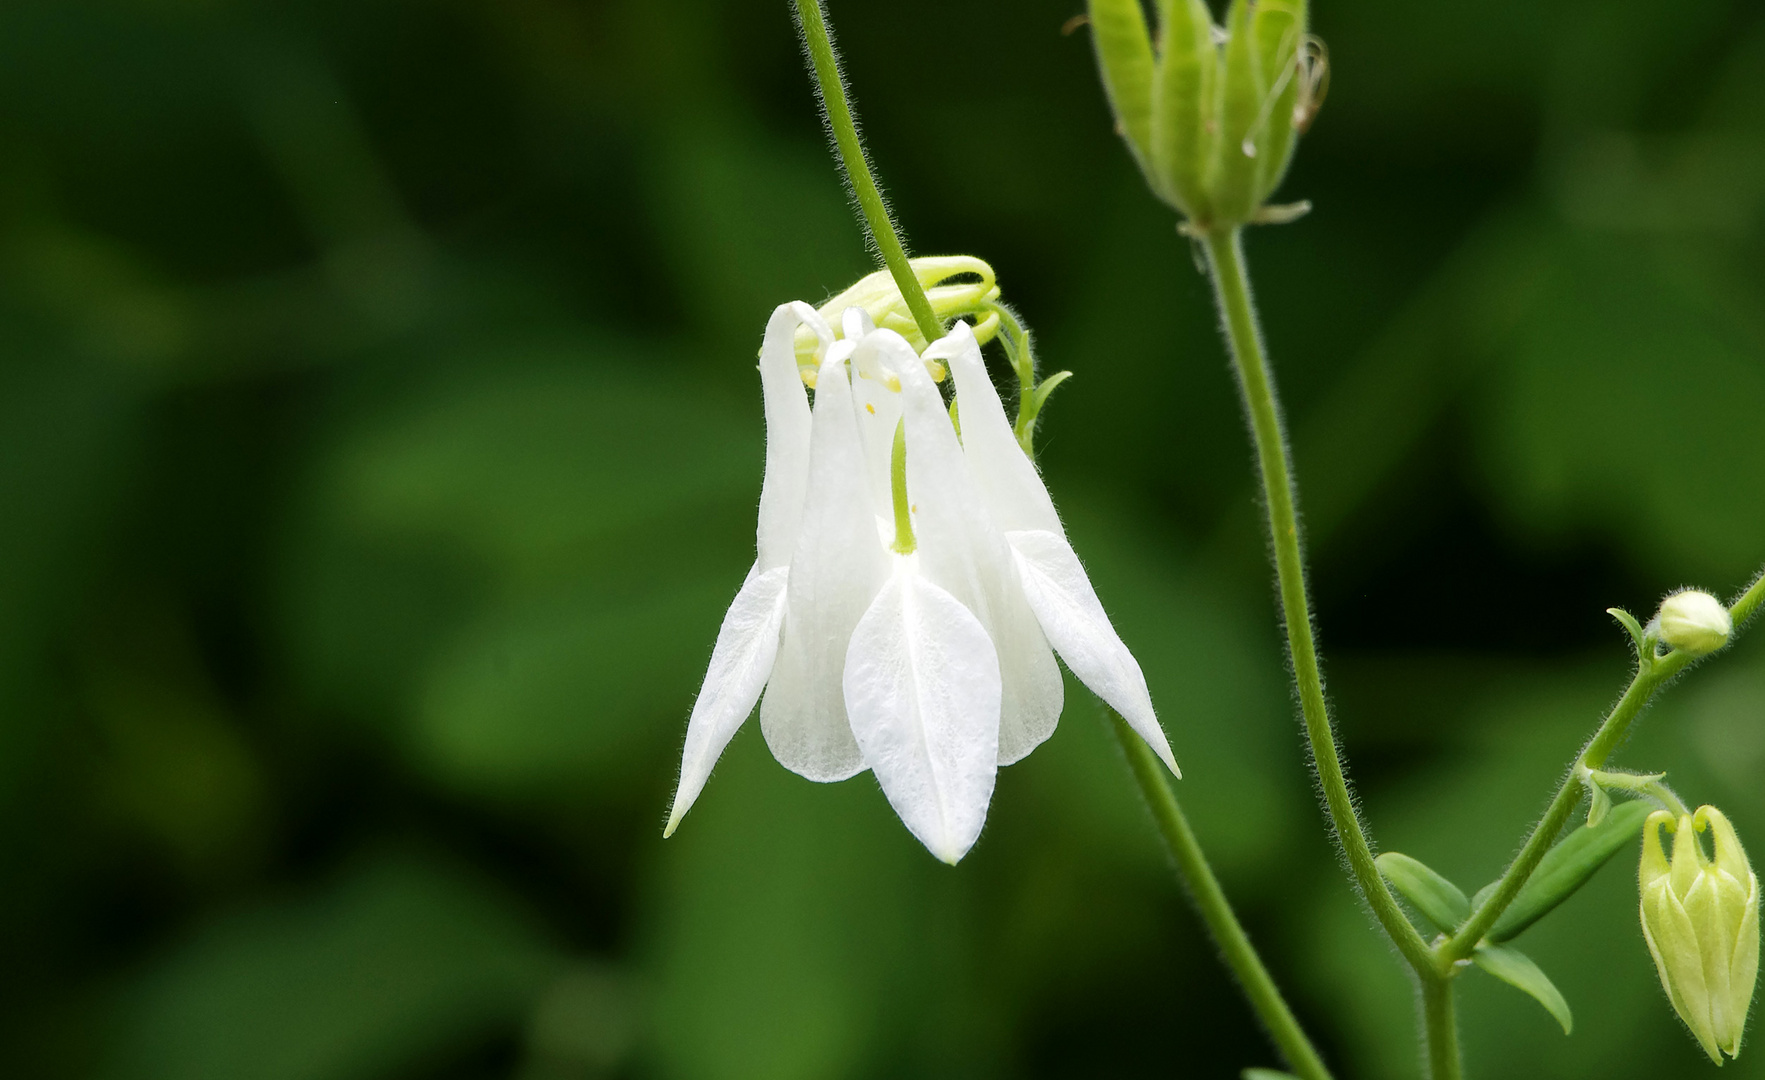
1640;807;1760;1063
1657;591;1733;657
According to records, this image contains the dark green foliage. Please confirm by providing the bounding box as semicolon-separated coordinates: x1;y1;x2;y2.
2;1;1764;1078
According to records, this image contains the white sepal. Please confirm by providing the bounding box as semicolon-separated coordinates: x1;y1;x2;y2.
1006;528;1178;776
844;557;1001;864
878;330;1064;765
756;301;830;571
931;323;1061;535
761;347;886;782
666;562;791;835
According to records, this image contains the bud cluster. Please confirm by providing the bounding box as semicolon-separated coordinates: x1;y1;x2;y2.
1087;0;1326;229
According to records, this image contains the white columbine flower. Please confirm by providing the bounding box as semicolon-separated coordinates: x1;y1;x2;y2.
665;299;1177;863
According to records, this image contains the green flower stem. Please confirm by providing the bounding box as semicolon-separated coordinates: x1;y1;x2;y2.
1441;568;1764;962
1423;979;1462;1080
793;6;1329;1065
792;0;942;345
1112;714;1334;1080
1201;228;1437;976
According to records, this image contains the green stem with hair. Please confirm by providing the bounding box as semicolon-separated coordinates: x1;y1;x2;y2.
792;6;1333;1075
1113;714;1334;1080
792;0;941;345
1201;226;1452;1077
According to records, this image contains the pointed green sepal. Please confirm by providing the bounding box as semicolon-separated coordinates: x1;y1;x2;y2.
1473;942;1574;1034
1377;851;1471;932
1150;0;1218;218
1248;0;1306;205
1087;0;1159;187
1472;799;1653;941
1210;0;1266;225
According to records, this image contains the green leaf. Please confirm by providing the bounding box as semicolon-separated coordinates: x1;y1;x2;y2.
1607;607;1646;655
1475;799;1653;941
1031;370;1073;413
1472;942;1574;1034
1376;851;1470;931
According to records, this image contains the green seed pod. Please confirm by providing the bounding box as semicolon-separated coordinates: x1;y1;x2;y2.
1150;0;1217;220
1640;807;1760;1063
1249;0;1306;205
1210;0;1266;225
1086;0;1159;193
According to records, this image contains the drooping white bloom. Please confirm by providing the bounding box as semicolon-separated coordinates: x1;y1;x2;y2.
666;299;1177;863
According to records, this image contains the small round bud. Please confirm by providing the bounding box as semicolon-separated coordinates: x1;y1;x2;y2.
1657;590;1733;656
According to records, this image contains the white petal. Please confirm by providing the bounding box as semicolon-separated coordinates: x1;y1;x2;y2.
877;330;1064;764
928;323;1062;535
666;563;791;835
844;559;1001;864
1006;528;1178;776
760;349;887;782
756;302;830;570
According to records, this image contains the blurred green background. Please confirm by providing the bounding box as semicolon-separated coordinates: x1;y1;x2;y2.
3;0;1764;1077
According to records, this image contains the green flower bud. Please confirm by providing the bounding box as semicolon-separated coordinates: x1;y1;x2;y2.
1086;0;1326;230
1657;590;1733;657
1639;807;1760;1063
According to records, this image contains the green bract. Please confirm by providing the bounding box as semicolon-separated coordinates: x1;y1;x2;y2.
1087;0;1323;229
1639;806;1761;1063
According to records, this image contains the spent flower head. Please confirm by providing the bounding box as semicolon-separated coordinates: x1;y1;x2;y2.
1086;0;1326;229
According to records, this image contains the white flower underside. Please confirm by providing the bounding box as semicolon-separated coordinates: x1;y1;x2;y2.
667;302;1178;860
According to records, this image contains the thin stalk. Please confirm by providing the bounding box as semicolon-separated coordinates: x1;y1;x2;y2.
1422;978;1463;1080
1113;714;1334;1080
1201;227;1436;975
792;0;942;344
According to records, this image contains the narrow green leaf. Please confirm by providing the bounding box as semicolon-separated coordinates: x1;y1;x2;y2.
1031;370;1073;412
1376;852;1470;932
1472;942;1574;1034
1475;798;1653;941
1087;0;1158;179
1607;607;1645;654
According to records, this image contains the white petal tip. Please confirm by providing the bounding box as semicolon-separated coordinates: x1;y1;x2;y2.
662;813;681;839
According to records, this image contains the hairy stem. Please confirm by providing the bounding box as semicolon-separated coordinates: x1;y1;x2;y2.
1114;714;1334;1080
1422;978;1463;1080
792;0;942;343
1201;227;1436;975
1443;569;1765;960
